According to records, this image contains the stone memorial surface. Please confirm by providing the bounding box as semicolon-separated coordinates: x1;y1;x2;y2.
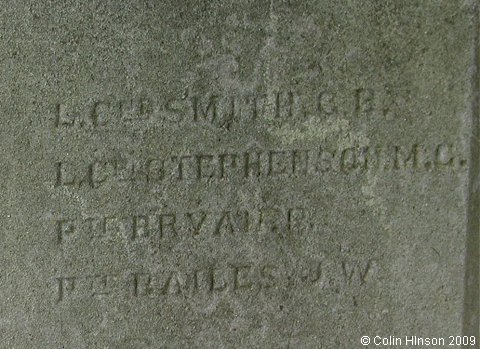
0;1;478;348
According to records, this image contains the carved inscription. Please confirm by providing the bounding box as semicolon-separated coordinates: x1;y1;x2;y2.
54;206;310;245
53;86;411;130
55;257;378;303
54;143;466;188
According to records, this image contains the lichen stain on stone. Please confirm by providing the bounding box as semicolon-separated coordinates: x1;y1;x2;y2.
270;116;369;148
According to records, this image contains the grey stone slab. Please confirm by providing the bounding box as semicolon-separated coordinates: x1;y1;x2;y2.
0;1;478;348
